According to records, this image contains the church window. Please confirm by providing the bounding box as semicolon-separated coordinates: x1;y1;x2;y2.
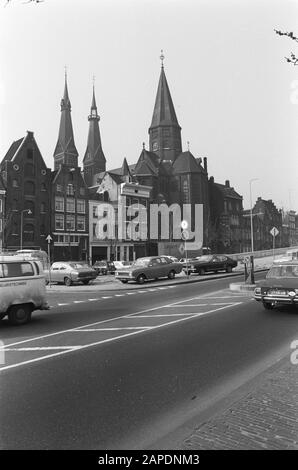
26;149;33;160
152;142;158;152
12;179;19;188
182;179;190;203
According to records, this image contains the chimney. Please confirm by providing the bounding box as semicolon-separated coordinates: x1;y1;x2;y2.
203;157;208;172
225;180;230;187
209;176;214;184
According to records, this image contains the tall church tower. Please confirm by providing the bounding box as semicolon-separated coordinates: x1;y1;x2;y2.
53;72;79;170
149;51;182;162
83;83;106;187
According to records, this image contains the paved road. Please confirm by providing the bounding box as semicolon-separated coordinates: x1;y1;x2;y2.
1;273;298;449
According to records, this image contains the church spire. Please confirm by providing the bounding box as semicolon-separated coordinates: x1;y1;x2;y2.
83;81;106;186
53;72;78;170
148;51;182;162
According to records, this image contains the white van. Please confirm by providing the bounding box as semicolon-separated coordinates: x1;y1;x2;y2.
0;256;49;325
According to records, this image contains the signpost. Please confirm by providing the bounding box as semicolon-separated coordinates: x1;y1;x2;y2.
181;220;189;279
270;227;279;260
46;234;52;287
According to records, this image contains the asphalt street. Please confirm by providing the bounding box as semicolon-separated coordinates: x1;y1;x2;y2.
1;272;298;449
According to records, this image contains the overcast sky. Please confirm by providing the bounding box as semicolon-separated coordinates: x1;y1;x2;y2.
0;0;298;210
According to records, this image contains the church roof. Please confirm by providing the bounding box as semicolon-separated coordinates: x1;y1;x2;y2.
213;182;242;200
150;66;180;129
1;138;24;165
54;75;78;161
119;157;131;176
172;151;201;174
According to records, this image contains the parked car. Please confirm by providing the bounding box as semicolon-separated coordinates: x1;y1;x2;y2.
113;260;132;270
44;261;97;286
183;254;237;275
274;249;298;263
92;260;116;275
254;261;298;309
115;256;183;284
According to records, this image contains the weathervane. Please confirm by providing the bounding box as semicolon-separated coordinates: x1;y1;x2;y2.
160;49;165;67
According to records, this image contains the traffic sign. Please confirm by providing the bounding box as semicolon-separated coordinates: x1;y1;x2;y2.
46;234;53;243
181;230;189;241
181;220;188;230
270;227;279;237
179;243;185;255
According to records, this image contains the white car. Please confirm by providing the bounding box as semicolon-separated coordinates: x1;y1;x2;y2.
113;261;132;270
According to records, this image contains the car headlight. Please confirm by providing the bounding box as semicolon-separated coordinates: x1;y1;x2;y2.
254;287;261;294
288;291;296;298
129;272;133;277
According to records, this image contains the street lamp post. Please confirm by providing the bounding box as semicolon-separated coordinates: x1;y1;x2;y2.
249;179;258;284
20;209;32;250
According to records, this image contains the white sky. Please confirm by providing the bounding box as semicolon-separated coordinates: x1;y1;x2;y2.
0;0;298;210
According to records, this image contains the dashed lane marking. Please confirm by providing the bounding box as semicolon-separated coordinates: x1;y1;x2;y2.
71;327;153;331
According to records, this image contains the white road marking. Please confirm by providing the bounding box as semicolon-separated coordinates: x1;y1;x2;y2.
3;346;81;351
167;302;236;307
0;303;242;373
57;303;70;306
71;327;152;331
88;299;99;301
126;292;136;295
102;296;112;299
134;313;197;317
115;294;125;297
73;301;85;304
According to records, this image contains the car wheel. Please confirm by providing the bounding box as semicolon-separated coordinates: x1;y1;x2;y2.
121;280;128;284
263;302;274;310
82;280;90;285
64;277;72;286
8;304;32;326
198;268;205;275
226;265;232;273
168;270;175;280
137;274;146;284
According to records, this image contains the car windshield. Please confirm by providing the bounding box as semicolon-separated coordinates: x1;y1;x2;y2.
69;263;90;269
197;255;213;262
132;258;150;267
267;265;298;279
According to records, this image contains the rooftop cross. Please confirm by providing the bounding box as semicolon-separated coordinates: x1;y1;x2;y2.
160;49;165;68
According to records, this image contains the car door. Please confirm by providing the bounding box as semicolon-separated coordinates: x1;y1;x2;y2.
58;263;69;282
210;255;221;272
160;256;171;277
51;263;60;282
147;258;160;279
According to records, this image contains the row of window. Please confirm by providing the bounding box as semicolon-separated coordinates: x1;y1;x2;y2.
55;197;85;213
12;180;47;192
11;200;46;214
56;184;85;196
55;215;86;231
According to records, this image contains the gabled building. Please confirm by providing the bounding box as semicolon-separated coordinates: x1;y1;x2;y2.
51;75;89;261
0;131;51;251
208;177;243;253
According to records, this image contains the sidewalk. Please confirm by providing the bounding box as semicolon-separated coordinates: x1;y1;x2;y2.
182;358;298;450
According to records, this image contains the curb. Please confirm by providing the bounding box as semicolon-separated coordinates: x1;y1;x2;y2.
46;268;269;293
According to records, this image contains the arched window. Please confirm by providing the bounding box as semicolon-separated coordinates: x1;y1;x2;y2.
12;199;18;211
182;179;190;203
40;224;45;235
41;202;46;213
103;191;109;202
24;181;35;196
12;179;19;188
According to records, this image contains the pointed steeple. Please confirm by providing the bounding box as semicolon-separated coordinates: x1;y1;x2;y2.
148;51;182;162
53;72;79;170
83;82;106;186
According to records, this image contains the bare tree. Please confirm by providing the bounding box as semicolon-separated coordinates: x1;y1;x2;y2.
275;29;298;65
4;0;44;6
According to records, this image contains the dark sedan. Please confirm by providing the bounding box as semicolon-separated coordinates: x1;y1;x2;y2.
183;254;237;275
254;261;298;309
115;256;183;284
